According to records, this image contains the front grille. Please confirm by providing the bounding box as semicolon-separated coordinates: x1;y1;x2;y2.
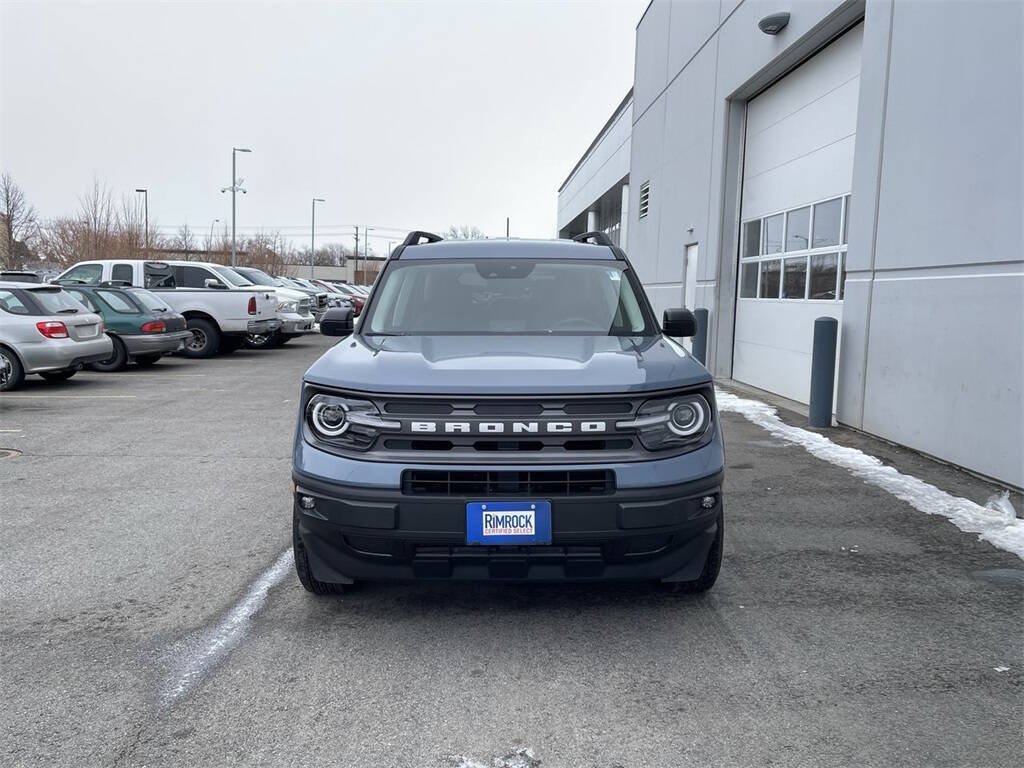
368;393;652;463
402;469;615;497
298;298;312;316
316;294;328;309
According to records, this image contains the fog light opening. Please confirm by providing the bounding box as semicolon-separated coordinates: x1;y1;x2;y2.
299;495;316;510
700;495;716;509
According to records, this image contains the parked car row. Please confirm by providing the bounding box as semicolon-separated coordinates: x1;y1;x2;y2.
0;259;369;391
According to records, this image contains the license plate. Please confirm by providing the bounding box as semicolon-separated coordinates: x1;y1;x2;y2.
466;501;551;545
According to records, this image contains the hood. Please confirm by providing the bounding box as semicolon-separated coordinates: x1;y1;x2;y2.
303;334;711;395
269;286;308;302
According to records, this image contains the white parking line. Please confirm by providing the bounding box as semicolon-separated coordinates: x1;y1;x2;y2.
0;395;138;399
160;548;293;706
716;389;1024;560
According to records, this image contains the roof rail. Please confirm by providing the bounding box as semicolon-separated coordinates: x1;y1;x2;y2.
400;230;443;248
572;231;614;247
99;280;132;288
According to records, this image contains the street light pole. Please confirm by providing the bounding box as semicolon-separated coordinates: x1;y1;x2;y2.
362;226;374;284
208;218;220;258
310;198;325;279
353;226;359;284
134;189;148;252
220;147;251;267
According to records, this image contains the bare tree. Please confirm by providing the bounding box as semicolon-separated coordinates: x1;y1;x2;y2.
37;218;84;267
1;172;39;269
172;224;196;253
444;225;485;240
117;193;146;255
77;177;117;262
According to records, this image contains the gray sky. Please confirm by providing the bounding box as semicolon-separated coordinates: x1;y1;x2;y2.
1;0;647;252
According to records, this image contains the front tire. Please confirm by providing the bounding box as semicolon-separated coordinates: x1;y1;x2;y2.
183;318;220;358
670;513;723;594
0;348;25;391
88;335;128;372
293;509;346;595
39;369;77;383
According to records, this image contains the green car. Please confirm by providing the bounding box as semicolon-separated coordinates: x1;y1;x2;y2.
61;284;193;371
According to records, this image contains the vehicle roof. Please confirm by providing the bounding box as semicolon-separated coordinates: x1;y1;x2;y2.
397;238;618;261
0;281;66;291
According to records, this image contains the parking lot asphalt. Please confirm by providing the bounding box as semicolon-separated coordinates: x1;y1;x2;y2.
1;334;1021;768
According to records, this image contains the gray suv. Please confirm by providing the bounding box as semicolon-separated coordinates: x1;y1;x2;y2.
291;232;725;593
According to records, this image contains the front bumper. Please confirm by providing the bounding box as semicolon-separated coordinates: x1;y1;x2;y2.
278;313;315;335
293;447;724;583
245;318;282;335
121;330;193;356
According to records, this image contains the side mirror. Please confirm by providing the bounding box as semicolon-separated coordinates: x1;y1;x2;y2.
204;278;226;289
663;308;697;338
320;307;354;337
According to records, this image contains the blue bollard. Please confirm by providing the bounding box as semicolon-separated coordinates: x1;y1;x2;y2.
809;316;838;427
692;308;710;366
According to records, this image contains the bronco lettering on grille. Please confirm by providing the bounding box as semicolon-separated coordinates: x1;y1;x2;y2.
408;420;608;434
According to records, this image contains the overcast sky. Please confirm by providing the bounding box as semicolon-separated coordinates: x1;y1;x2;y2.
1;0;647;251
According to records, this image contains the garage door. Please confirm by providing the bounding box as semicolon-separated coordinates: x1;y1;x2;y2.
733;24;863;404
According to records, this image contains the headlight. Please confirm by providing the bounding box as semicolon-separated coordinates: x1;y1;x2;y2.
305;393;400;451
278;300;298;313
616;393;712;451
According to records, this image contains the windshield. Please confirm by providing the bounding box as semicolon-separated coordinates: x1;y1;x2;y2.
31;288;89;314
235;267;276;286
128;288;169;312
212;266;253;287
363;258;653;336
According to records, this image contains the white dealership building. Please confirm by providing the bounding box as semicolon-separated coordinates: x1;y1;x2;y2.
557;0;1022;489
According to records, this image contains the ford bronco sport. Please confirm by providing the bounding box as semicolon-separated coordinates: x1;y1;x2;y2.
292;231;724;593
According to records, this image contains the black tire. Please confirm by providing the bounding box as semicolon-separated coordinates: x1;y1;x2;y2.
293;509;346;595
133;353;162;367
88;335;128;372
670;513;723;594
219;336;245;354
0;347;25;391
39;369;77;383
183;318;220;358
244;331;280;350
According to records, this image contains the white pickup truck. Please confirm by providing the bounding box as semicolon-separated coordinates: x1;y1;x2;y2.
54;260;281;358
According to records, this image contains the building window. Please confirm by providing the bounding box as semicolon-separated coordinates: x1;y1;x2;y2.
785;207;810;252
758;259;781;298
808;253;839;300
638;182;650;220
738;195;850;302
763;213;784;254
742;220;761;259
812;198;842;248
740;261;759;298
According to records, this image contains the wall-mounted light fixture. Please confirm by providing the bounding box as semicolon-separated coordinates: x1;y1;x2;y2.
758;12;790;35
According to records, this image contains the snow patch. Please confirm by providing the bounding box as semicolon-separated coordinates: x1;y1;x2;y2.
716;389;1024;560
160;548;294;706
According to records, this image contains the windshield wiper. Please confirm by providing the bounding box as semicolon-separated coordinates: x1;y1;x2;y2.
57;308;79;314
